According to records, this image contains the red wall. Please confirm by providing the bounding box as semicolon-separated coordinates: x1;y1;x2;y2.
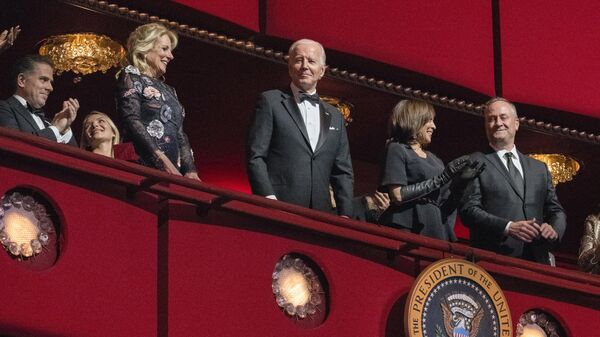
171;0;600;121
0;131;598;337
0;159;158;336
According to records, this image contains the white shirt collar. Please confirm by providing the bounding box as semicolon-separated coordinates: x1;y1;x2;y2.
13;95;28;108
492;144;520;164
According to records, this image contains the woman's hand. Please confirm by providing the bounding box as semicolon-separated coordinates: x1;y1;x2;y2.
0;25;20;53
155;150;182;176
184;172;201;181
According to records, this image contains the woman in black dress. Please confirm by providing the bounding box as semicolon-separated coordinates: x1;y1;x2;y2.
116;23;199;180
379;99;483;240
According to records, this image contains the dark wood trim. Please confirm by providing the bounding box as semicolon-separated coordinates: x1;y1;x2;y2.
492;0;503;97
258;0;267;34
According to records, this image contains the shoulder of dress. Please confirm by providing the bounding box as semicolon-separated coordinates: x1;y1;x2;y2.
124;65;141;75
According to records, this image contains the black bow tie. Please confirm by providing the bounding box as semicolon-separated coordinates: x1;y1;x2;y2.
27;103;45;118
299;92;320;104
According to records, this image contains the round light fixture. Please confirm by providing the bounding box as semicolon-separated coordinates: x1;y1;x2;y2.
517;310;565;337
272;255;324;319
0;192;53;258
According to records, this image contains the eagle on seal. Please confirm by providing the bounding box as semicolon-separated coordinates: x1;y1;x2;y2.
441;294;484;337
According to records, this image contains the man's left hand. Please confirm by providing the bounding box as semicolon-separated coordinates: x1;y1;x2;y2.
539;223;559;241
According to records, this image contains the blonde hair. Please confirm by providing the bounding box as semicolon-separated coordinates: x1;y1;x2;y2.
80;111;120;150
126;23;178;74
388;99;435;144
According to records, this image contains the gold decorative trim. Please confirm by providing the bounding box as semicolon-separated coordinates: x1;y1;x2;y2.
528;153;581;185
59;0;600;145
405;258;513;337
320;96;353;123
39;33;126;75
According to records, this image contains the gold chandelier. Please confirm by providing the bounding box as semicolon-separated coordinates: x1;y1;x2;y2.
39;33;126;76
321;96;354;123
528;153;581;186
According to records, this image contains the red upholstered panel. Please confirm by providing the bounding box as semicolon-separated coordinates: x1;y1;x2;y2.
501;1;600;119
266;0;495;96
167;215;413;336
502;289;600;336
171;0;259;31
0;166;157;337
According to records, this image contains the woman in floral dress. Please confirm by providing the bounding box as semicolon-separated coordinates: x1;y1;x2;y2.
116;23;199;180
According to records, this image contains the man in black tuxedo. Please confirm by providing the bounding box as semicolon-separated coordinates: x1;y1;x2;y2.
0;55;79;145
247;39;353;216
460;97;566;264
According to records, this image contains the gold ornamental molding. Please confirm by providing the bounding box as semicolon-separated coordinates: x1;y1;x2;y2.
528;153;581;185
59;0;599;145
39;33;126;76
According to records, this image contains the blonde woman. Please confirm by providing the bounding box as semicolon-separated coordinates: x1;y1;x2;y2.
116;23;199;180
80;111;120;157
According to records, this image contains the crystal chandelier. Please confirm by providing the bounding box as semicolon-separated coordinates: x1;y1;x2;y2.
39;33;126;76
528;153;581;185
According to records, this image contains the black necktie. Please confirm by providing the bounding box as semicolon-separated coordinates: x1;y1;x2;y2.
299;92;320;104
505;152;524;196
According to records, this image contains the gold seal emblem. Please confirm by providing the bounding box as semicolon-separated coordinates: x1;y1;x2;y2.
405;259;512;337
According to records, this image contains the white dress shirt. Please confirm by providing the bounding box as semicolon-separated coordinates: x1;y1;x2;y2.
490;144;525;235
494;146;524;178
290;83;320;151
13;95;73;143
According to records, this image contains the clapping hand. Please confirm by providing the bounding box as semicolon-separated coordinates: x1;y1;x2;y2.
0;25;21;53
52;98;80;134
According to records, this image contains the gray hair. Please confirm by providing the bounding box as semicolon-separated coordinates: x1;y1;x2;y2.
288;39;326;65
484;97;518;117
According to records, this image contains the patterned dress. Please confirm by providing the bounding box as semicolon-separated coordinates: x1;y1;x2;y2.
116;65;197;174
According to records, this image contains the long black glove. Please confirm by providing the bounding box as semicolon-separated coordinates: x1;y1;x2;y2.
450;161;486;193
443;160;486;212
398;155;471;203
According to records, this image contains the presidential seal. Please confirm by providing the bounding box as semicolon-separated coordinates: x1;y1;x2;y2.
405;259;512;337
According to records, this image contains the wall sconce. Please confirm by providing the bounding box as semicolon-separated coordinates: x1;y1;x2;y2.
272;254;326;322
516;310;565;337
528;154;581;186
320;96;354;123
0;192;53;259
39;33;126;80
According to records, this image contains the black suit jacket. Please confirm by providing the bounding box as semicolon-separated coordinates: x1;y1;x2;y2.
0;96;77;146
459;148;566;264
247;89;354;216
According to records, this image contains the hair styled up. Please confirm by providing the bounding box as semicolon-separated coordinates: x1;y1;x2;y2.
8;54;54;93
126;23;178;74
388;99;435;145
80;111;120;150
